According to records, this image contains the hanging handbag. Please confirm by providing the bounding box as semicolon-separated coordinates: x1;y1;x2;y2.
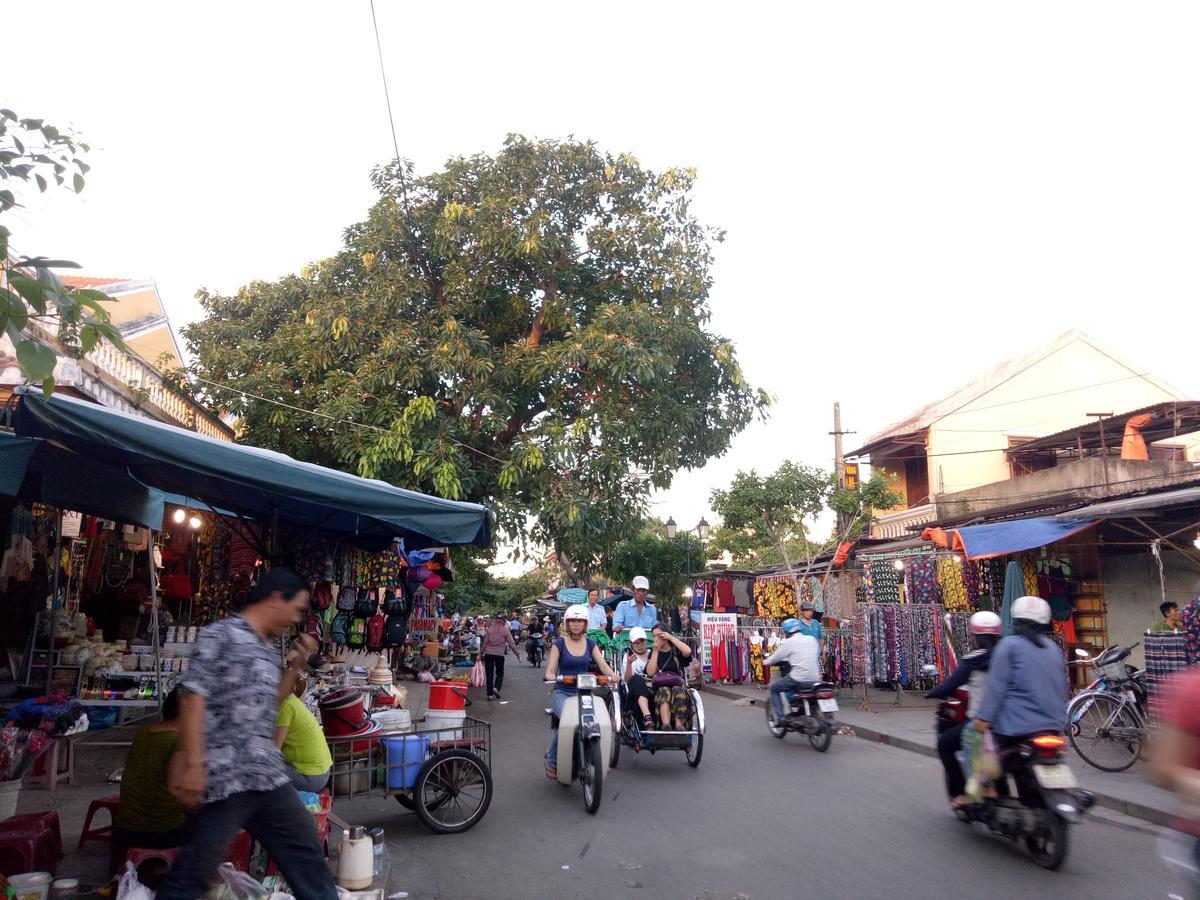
313;580;333;611
336;585;359;612
354;589;378;619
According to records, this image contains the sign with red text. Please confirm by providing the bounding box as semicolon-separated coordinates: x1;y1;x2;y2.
700;613;737;670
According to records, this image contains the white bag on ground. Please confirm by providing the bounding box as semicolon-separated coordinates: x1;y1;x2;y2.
116;862;155;900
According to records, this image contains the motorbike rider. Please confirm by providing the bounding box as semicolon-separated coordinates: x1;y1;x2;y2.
764;617;820;721
926;611;1002;809
974;596;1068;759
543;603;616;780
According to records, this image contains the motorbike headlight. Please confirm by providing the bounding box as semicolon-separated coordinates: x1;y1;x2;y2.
576;673;597;690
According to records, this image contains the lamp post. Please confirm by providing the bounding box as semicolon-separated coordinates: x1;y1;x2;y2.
665;516;711;582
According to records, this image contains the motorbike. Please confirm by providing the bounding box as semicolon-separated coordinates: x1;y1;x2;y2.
547;673;614;814
527;633;545;667
931;680;1094;869
764;665;837;752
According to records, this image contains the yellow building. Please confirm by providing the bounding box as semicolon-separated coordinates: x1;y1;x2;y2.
60;276;185;371
849;330;1200;538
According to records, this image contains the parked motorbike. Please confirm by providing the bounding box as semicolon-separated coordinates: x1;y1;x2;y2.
527;634;545;667
765;666;837;752
547;673;614;814
931;692;1094;869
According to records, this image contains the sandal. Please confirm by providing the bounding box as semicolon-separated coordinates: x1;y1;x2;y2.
950;795;972;810
642;714;654;730
544;761;557;780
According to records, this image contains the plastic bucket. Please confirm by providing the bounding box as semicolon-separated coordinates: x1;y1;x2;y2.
428;681;467;712
372;709;412;733
319;690;368;736
383;734;430;790
423;709;465;742
8;873;51;900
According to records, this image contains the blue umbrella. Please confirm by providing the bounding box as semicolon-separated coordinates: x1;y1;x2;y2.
1001;560;1025;636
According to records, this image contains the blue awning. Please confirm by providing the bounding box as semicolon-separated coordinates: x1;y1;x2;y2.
9;387;494;549
954;517;1099;560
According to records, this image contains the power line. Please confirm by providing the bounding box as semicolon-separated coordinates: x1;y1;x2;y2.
369;0;409;207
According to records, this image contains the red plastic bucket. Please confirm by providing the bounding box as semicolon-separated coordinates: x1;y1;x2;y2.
319;689;368;736
428;681;468;712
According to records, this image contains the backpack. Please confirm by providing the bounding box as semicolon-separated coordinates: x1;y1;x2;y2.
331;611;352;646
367;614;386;653
314;580;333;611
305;612;324;644
384;615;406;648
382;589;404;617
354;589;378;619
336;585;359;612
347;618;368;648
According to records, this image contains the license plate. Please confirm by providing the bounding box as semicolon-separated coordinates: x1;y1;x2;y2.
818;698;839;713
1033;764;1077;789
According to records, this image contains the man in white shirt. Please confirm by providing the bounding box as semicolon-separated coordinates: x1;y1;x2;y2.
764;617;821;720
586;589;608;631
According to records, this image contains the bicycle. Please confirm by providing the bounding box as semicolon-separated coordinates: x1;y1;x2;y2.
1066;643;1150;772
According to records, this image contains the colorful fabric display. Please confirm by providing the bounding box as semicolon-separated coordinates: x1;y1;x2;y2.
906;556;940;604
866;561;902;604
936;558;969;610
1144;631;1188;721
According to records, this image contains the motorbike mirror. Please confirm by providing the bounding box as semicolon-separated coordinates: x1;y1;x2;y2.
920;664;939;676
1074;648;1089;658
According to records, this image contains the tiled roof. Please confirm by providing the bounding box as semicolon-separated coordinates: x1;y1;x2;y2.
58;276;127;289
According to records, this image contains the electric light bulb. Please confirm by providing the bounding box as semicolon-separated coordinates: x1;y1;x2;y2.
188;515;202;530
172;509;186;524
893;558;905;571
952;554;963;563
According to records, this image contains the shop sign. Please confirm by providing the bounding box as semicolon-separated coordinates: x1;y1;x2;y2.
408;616;439;639
700;612;737;669
60;511;82;538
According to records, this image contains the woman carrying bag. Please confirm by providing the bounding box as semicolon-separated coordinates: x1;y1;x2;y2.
478;616;519;700
646;626;693;730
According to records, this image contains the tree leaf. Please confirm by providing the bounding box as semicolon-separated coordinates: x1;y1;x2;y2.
0;190;14;211
34;173;47;193
72;173;85;193
7;274;47;314
1;289;29;331
15;339;58;382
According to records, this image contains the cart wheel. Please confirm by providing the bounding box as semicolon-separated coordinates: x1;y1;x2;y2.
685;731;703;768
393;793;415;810
412;750;493;833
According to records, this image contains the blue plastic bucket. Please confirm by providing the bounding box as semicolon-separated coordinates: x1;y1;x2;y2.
383;734;430;790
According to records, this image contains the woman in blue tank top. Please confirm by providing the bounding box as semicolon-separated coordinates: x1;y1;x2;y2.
543;604;616;779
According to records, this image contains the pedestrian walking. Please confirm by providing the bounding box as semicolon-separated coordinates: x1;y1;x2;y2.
479;616;519;700
160;568;336;900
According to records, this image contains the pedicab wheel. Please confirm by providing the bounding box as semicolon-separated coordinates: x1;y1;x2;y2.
766;702;786;739
607;693;621;769
581;740;603;815
809;718;833;753
685;731;704;768
393;793;415;810
1025;809;1068;870
412;749;493;833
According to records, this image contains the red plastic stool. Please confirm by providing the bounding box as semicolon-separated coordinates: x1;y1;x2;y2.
78;795;120;850
123;847;179;892
0;811;63;864
0;827;60;876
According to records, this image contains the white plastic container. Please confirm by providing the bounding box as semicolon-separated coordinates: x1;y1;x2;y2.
9;872;52;900
0;779;21;818
422;709;465;742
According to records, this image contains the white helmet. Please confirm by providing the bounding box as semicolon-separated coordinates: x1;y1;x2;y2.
1011;595;1051;626
969;611;1002;635
564;604;590;623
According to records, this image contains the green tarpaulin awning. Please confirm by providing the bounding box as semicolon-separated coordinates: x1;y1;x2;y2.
9;387;494;549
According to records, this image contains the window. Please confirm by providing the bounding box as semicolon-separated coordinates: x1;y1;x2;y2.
905;456;929;507
1008;437;1056;478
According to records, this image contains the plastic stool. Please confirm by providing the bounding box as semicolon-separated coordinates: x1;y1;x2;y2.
78;795;120;849
0;811;62;863
28;736;77;791
0;828;60;876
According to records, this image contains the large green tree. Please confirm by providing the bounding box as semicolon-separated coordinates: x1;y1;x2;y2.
0;110;124;396
184;136;766;566
709;462;901;594
603;527;708;609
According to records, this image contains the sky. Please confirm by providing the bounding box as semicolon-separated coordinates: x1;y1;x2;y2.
6;2;1198;573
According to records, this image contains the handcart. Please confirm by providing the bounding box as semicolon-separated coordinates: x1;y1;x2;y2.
326;715;493;834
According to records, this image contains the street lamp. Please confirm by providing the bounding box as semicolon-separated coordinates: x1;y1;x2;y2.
666;516;712;579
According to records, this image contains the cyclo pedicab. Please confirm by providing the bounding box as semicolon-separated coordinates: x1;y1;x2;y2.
595;629;705;769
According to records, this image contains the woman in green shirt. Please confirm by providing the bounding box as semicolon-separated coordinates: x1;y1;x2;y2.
113;690;188;866
275;677;333;792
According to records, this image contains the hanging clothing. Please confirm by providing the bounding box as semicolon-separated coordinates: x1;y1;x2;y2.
936;558;969;610
906;557;940;604
867;561;902;604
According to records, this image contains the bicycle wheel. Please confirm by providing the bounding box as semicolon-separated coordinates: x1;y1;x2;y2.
1068;692;1141;772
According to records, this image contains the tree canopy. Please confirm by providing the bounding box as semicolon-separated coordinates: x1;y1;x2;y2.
709;461;901;589
184;136;766;566
0;110;124;396
603;521;708;607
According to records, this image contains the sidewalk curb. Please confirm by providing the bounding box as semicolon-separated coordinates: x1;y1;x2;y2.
705;684;1173;828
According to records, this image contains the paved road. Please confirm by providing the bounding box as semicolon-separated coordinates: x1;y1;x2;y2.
339;661;1185;900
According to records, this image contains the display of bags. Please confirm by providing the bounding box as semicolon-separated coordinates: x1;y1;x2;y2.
313;580;333;611
384;615;406;648
354;589;377;619
367;613;386;652
346;618;368;648
331;611;352;645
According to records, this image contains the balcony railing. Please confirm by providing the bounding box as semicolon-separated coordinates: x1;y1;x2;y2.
10;322;232;441
872;503;936;539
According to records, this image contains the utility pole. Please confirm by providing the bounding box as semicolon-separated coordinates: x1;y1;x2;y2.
830;403;856;532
